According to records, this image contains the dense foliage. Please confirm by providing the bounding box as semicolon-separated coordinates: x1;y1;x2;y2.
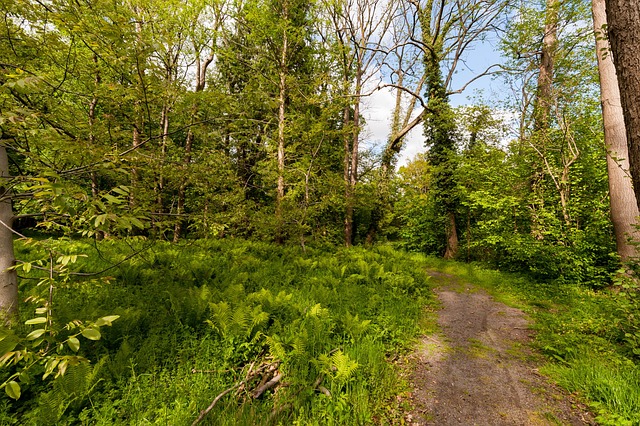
1;239;432;424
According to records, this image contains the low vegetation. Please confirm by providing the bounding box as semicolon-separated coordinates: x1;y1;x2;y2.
1;238;434;425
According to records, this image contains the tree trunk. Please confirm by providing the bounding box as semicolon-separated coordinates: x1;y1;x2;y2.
444;211;459;259
88;55;104;240
604;0;640;212
593;0;639;260
529;0;559;238
173;124;193;243
275;9;288;244
0;144;18;323
533;0;558;131
173;43;215;242
343;103;353;247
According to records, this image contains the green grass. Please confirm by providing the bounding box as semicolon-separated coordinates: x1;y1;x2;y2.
421;257;640;425
2;238;436;425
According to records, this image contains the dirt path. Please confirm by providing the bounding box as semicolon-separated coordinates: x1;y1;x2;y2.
404;272;595;425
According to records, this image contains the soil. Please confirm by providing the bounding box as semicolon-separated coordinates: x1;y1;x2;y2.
403;271;596;426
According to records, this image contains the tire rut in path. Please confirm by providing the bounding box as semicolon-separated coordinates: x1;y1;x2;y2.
405;273;595;425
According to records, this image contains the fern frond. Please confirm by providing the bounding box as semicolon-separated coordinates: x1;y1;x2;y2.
265;335;287;361
331;350;358;382
209;301;231;336
307;303;329;318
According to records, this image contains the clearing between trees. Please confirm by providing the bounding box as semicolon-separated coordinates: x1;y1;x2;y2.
404;271;595;425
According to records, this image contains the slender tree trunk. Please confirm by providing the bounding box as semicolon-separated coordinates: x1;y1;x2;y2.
157;102;170;219
343;102;353;247
0;144;18;323
344;72;362;247
130;10;145;209
275;8;288;244
130;125;143;209
593;0;639;259
174;122;193;242
604;0;640;212
88;56;104;240
530;0;559;238
174;41;215;242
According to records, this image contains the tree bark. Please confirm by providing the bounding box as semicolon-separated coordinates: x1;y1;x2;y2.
444;211;459;259
343;103;353;247
593;0;639;260
604;0;640;212
533;0;559;132
275;3;288;244
0;144;18;323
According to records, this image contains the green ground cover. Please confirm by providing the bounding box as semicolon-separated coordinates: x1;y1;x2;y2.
1;239;434;425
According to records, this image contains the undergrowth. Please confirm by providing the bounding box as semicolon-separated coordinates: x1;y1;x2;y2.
1;239;433;425
422;257;640;425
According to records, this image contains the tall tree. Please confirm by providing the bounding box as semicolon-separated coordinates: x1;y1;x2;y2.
365;0;509;249
592;0;639;260
604;0;640;211
326;0;394;246
0;142;17;323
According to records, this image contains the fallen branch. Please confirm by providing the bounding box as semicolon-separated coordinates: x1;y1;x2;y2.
253;373;282;399
191;381;245;426
192;360;280;425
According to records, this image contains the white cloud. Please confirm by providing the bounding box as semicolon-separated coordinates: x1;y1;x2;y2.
361;84;426;168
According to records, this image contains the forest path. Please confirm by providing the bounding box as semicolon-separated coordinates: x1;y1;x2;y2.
403;271;595;426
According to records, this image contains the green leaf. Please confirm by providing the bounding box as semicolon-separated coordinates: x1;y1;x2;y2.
43;358;60;380
129;217;145;229
56;359;69;377
25;317;47;325
5;381;20;400
81;328;101;340
95;315;120;327
23;262;31;273
26;329;46;340
103;193;122;204
67;337;80;352
18;371;32;385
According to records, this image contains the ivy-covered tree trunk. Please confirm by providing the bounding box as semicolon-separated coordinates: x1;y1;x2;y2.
592;0;639;260
604;0;640;212
423;44;459;259
533;0;558;132
0;144;18;323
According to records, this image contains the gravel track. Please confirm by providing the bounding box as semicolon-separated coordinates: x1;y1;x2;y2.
404;272;595;426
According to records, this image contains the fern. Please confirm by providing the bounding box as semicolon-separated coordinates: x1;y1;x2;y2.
208;301;231;337
331;351;358;382
319;350;358;383
266;335;288;361
308;303;329;318
31;358;105;425
343;313;371;340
